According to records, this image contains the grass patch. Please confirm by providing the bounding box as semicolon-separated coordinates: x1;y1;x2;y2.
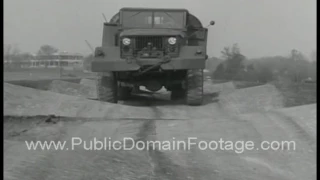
272;81;317;107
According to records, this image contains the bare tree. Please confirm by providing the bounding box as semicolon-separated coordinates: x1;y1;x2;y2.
220;43;246;79
38;45;58;55
4;44;20;59
4;44;21;65
221;43;241;60
289;49;309;82
291;49;299;61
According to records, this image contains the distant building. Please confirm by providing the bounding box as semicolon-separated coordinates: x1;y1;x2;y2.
6;52;84;69
31;52;83;68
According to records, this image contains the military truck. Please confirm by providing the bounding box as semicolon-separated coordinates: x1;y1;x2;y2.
91;7;215;105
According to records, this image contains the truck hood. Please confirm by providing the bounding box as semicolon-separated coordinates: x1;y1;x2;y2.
120;29;186;37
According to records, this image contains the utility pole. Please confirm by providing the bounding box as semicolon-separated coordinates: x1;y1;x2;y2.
59;55;62;78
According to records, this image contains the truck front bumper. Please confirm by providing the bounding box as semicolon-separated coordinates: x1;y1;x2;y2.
91;57;207;72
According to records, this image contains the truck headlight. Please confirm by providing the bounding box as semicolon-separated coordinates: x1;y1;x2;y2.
122;38;131;45
168;37;177;45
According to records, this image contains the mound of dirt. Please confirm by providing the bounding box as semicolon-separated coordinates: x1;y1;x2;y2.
4;83;190;119
80;78;97;87
4;83;142;118
49;80;97;99
203;81;236;95
219;84;284;115
275;103;317;139
6;79;81;91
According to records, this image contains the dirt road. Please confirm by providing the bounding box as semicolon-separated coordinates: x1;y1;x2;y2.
3;81;316;180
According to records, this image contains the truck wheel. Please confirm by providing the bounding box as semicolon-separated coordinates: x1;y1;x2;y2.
186;69;204;105
96;73;118;103
118;86;131;100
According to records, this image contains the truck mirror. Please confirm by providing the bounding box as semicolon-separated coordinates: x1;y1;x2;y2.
210;21;215;26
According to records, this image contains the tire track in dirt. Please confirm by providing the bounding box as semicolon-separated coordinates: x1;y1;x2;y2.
4;96;190;179
267;111;316;150
133;95;191;180
5;79;315;179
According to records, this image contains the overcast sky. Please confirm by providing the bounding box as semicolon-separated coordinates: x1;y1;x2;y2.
4;0;316;59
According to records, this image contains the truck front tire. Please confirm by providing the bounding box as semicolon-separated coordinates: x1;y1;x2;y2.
96;73;118;103
186;69;204;105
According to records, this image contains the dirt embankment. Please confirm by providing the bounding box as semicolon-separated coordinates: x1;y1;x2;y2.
3;76;317;180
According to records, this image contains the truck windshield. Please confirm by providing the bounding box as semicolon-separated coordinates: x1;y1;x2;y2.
122;11;185;28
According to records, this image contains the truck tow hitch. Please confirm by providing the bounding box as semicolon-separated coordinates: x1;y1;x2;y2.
135;57;171;76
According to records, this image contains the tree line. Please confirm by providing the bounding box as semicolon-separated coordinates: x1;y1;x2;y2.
4;44;59;62
211;44;317;83
4;43;317;82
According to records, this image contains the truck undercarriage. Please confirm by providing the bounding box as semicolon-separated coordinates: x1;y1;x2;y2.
97;66;204;105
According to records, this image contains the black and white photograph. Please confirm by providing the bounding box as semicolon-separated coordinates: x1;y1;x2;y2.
4;0;317;179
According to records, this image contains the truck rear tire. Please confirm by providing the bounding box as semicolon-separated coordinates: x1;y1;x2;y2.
96;73;118;103
186;69;204;105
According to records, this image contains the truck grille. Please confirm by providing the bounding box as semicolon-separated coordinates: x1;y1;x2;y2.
133;36;164;53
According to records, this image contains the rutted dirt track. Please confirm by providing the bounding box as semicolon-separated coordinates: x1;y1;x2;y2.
3;78;316;180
